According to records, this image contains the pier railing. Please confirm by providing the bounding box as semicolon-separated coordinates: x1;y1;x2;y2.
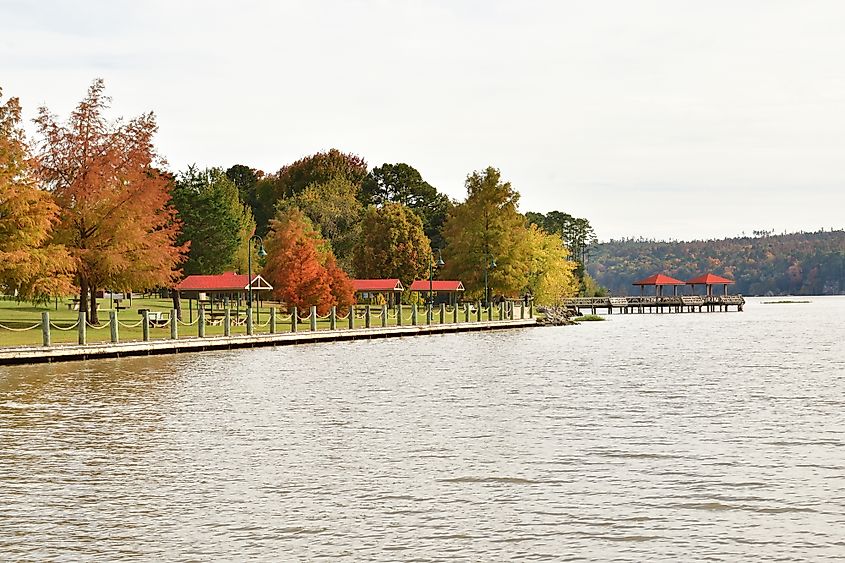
562;295;745;312
0;301;534;349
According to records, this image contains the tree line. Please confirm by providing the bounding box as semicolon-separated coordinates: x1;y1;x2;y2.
588;230;845;296
1;80;592;322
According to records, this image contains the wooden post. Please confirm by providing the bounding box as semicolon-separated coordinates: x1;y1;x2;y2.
520;302;525;319
170;309;178;340
247;307;254;335
330;306;337;330
365;306;371;328
42;312;51;347
382;304;388;328
452;304;458;324
198;308;205;338
224;307;231;337
348;306;355;330
529;302;534;318
142;310;150;341
440;303;446;324
487;302;493;322
476;301;482;322
291;307;298;333
397;303;403;327
464;303;470;323
310;306;317;331
270;307;277;334
110;311;119;343
78;312;87;345
412;304;418;325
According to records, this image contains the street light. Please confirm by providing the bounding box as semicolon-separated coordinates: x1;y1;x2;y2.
247;234;267;311
429;249;445;305
484;255;496;307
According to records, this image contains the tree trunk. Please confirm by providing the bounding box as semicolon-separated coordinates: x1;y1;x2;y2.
172;289;182;320
89;285;99;324
79;276;89;321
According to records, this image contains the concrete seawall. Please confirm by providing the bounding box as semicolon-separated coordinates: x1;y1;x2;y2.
0;318;538;365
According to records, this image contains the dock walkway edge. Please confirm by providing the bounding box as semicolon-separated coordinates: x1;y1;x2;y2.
0;318;538;365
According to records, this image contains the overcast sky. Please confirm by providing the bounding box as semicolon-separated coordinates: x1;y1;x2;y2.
2;0;844;241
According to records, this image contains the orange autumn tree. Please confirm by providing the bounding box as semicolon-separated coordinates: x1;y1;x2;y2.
35;79;186;323
0;88;73;299
262;208;354;315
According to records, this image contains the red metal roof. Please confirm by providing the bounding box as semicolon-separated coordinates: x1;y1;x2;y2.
632;273;686;286
409;280;465;292
351;279;404;292
175;271;272;291
686;273;735;285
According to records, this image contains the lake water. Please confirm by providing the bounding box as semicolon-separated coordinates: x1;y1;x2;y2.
1;297;843;561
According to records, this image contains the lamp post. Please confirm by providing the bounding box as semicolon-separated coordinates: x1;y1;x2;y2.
429;249;445;305
247;234;268;312
483;255;496;307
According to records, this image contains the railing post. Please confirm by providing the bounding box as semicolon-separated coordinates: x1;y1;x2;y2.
247;307;254;335
170;309;178;340
224;307;231;337
520;302;525;319
439;303;445;324
142;310;150;341
382;304;388;328
365;306;371;328
397;303;403;326
426;303;432;325
412;304;418;325
487;302;493;322
464;303;470;322
42;312;51;347
310;306;317;331
452;304;458;324
330;306;337;330
529;302;534;318
110;311;119;343
78;311;87;345
476;301;482;322
270;307;277;334
198;308;205;338
348;306;355;330
291;307;298;333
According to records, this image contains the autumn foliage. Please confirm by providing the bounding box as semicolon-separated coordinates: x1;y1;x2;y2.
0;89;73;299
34;80;187;322
262;208;354;315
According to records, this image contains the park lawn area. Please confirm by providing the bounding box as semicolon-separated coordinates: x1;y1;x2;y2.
0;298;503;349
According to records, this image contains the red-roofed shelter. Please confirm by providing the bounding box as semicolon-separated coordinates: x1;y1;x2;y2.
409;280;465;305
352;279;404;305
175;271;273;302
632;273;686;297
686;273;735;296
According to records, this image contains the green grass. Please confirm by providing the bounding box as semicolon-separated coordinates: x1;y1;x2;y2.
573;314;606;322
0;297;511;348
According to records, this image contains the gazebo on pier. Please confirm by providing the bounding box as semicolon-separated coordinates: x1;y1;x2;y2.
686;273;735;296
632;273;686;297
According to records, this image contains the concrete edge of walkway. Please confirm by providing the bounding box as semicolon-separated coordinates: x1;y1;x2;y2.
0;318;538;365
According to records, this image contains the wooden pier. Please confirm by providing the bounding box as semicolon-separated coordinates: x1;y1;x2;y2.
563;295;745;315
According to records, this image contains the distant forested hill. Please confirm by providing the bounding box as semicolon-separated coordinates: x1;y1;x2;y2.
587;230;845;296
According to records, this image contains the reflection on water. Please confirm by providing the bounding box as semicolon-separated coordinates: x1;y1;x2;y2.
1;297;844;560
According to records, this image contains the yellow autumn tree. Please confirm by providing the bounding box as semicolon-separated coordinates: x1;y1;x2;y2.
525;224;579;304
0;87;73;300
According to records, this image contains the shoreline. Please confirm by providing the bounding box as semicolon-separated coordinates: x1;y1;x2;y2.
0;318;538;366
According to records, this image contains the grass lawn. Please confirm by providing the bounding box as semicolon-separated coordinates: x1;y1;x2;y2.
0;297;511;348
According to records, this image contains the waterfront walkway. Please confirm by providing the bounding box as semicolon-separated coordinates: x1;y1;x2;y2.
0;317;537;365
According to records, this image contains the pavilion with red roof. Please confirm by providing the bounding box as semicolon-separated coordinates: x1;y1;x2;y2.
351;279;404;305
686;273;735;296
409;280;465;305
632;273;686;297
175;271;273;302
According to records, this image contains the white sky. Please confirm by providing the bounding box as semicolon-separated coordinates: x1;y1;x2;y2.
2;0;844;241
